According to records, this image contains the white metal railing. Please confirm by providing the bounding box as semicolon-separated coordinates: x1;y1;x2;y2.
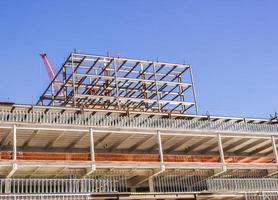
0;194;89;200
207;178;278;192
245;192;278;200
0;109;277;134
0;176;127;194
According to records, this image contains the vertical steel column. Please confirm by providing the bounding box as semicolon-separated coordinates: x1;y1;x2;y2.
157;130;164;169
71;53;76;106
114;59;121;110
62;63;67;99
189;66;198;114
217;133;226;170
178;76;186;113
271;136;278;164
83;127;96;177
153;63;161;112
6;125;17;179
89;128;95;164
13;125;16;161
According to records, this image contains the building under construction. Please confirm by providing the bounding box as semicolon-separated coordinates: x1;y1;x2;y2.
0;52;278;199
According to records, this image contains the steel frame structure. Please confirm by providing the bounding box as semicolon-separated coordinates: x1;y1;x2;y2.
1;52;278;199
37;53;198;114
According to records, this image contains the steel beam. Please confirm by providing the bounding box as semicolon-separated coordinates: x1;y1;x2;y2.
7;163;17;178
84;128;96;177
12;125;16;161
0;130;12;149
45;132;64;150
157;130;165;171
22;130;39;149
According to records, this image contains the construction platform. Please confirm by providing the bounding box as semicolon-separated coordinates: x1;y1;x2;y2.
0;52;277;199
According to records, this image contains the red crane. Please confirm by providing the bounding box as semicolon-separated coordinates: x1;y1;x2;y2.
40;52;62;95
40;52;56;81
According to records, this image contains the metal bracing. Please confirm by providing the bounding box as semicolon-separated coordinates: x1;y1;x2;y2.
37;53;197;114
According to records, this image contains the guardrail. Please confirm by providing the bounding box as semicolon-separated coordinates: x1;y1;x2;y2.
0;110;277;134
207;178;278;192
0;176;127;194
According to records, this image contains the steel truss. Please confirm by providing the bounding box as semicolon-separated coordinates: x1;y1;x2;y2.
37;53;197;114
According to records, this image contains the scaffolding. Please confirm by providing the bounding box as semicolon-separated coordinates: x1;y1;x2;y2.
37;53;198;114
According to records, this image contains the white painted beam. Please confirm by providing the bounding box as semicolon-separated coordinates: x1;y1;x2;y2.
12;125;16;161
7;163;17;178
83;128;96;178
157;130;165;171
217;133;226;171
89;128;95;163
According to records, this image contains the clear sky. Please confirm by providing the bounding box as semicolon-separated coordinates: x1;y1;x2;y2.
0;1;277;118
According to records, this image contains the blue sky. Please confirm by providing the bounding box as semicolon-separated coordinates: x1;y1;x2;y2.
0;1;277;118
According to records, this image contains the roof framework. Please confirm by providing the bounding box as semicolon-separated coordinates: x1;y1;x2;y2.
37;53;197;114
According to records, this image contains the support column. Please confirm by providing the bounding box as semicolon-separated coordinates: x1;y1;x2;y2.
84;128;96;177
217;133;226;171
157;130;165;171
89;128;95;163
271;136;278;164
13;124;16;161
7;125;17;178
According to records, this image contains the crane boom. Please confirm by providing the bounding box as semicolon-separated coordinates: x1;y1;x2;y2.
40;52;56;80
40;52;62;96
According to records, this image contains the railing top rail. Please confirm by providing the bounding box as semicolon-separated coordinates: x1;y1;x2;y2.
0;109;278;135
